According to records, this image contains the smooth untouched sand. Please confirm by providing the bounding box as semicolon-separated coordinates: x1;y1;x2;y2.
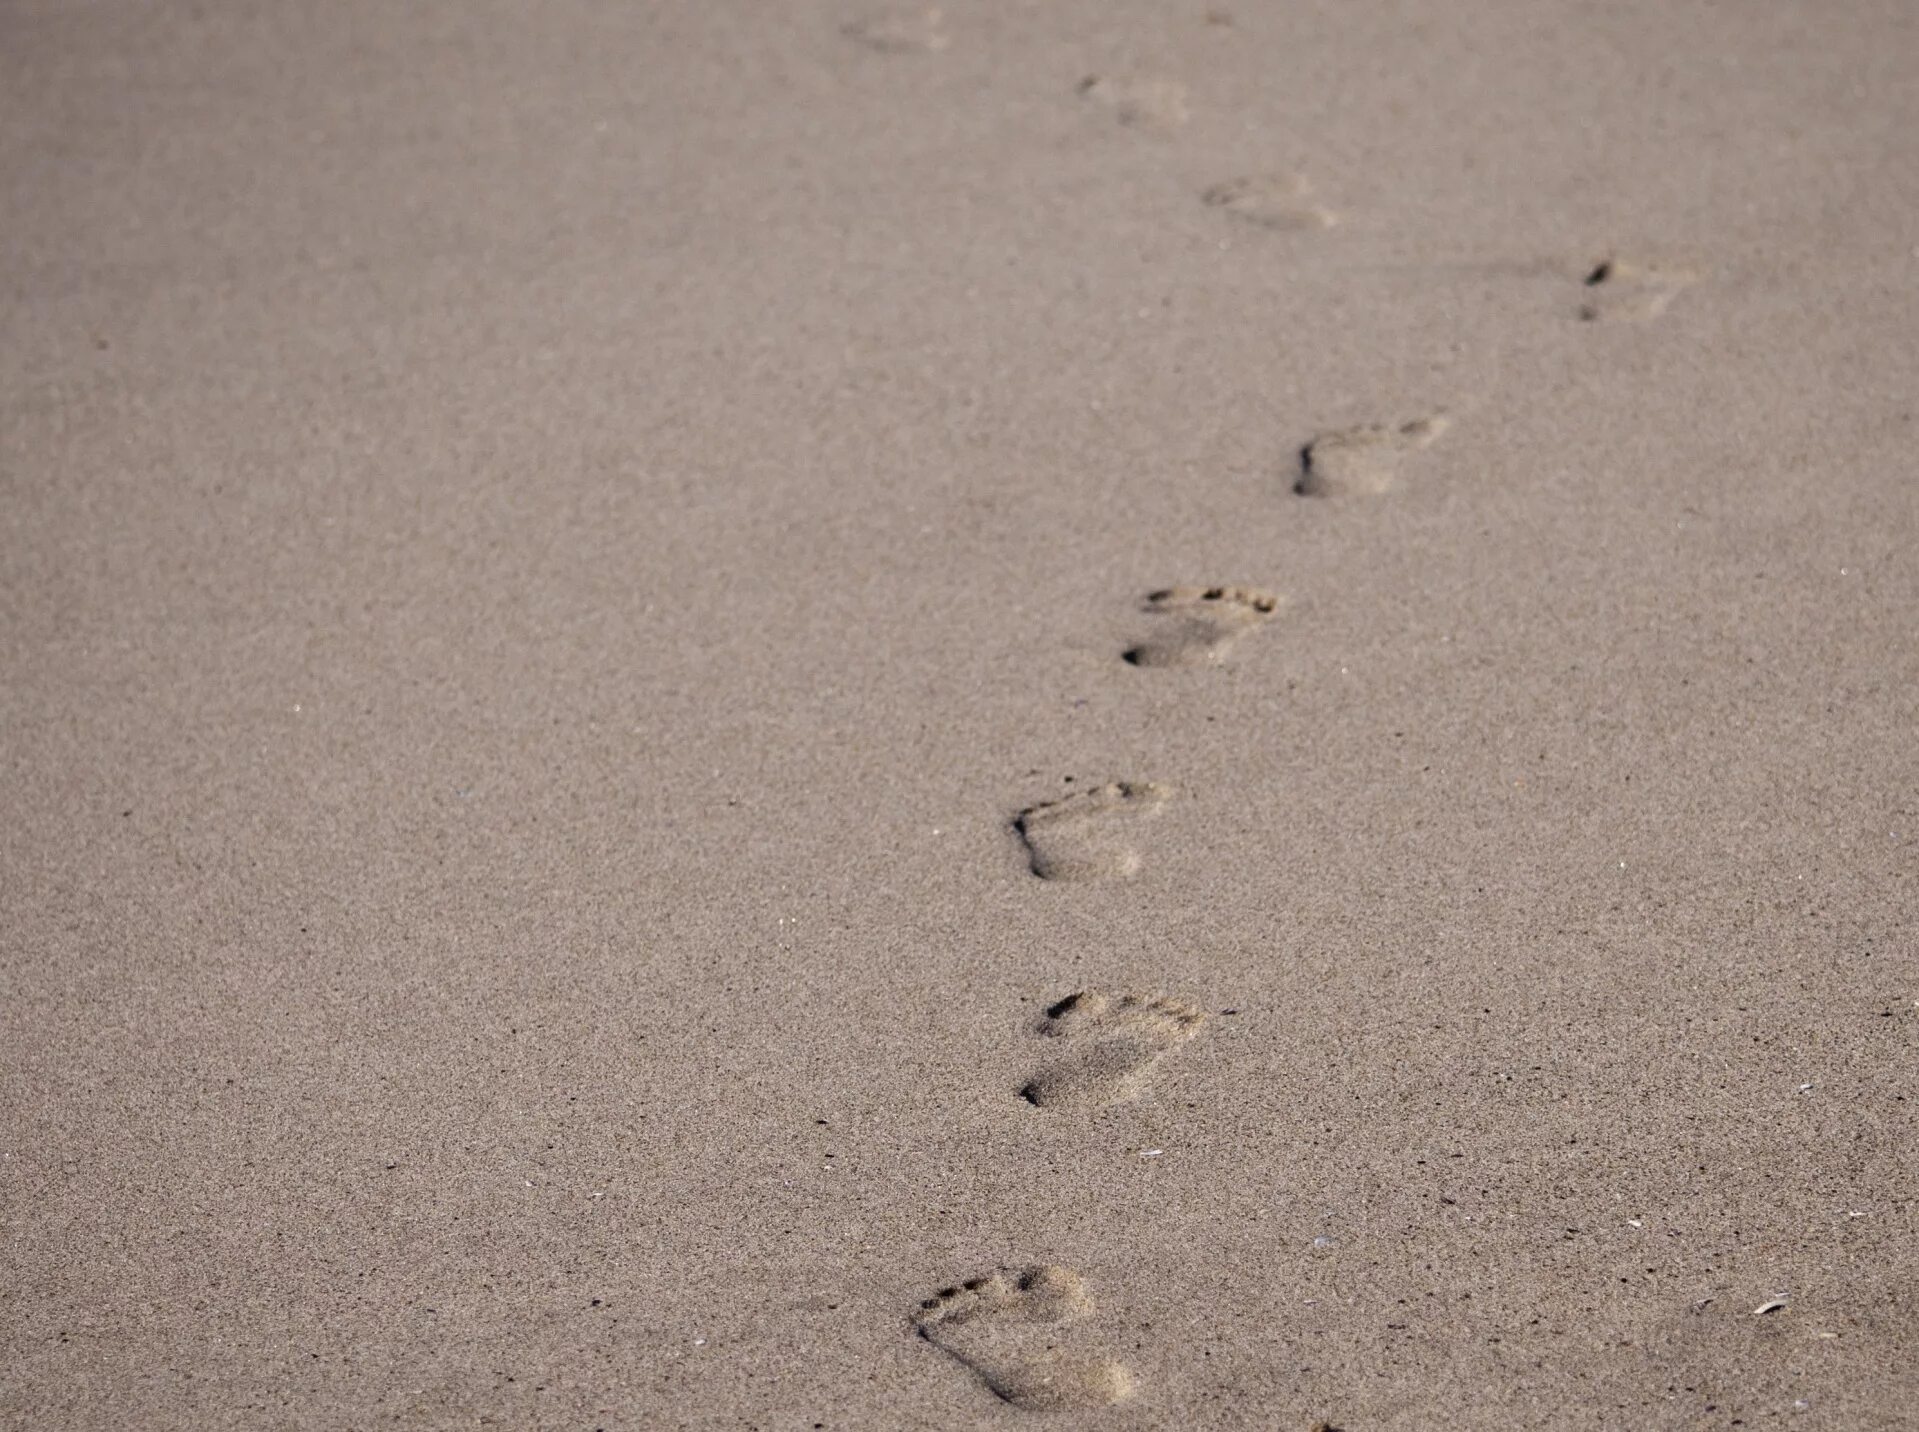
3;2;1917;1428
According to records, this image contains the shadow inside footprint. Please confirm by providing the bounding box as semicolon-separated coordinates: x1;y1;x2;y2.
1020;991;1205;1112
913;1265;1133;1410
1014;782;1170;881
1124;585;1281;668
1297;414;1449;497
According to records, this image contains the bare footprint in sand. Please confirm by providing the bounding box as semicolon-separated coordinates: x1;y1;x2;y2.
1297;414;1450;497
1124;586;1281;668
1015;782;1170;881
1577;257;1696;322
841;6;947;53
913;1265;1133;1410
1077;74;1189;133
1021;991;1205;1111
1203;175;1338;231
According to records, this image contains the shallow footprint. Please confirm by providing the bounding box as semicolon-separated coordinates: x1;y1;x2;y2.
1015;782;1170;881
841;6;947;52
1297;414;1450;497
1203;175;1337;231
1077;74;1189;132
1021;991;1205;1111
913;1265;1133;1410
1577;257;1696;322
1124;585;1280;668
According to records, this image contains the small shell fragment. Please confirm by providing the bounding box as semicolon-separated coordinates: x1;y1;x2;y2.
1752;1298;1789;1316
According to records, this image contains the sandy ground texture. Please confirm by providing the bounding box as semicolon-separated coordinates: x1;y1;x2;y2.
4;1;1917;1428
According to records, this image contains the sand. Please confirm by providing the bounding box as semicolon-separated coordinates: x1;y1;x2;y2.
3;1;1916;1427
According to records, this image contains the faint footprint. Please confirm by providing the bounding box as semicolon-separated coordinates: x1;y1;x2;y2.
1077;74;1189;132
913;1265;1133;1410
842;6;947;52
1021;991;1205;1111
1202;175;1337;231
1124;586;1281;668
1577;257;1696;322
1297;413;1450;497
1015;782;1170;881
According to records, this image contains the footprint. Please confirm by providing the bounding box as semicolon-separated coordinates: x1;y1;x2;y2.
1577;257;1696;322
1076;74;1189;132
913;1265;1133;1410
1123;586;1281;668
1015;781;1170;881
1020;991;1205;1111
842;6;947;52
1296;413;1450;497
1202;175;1337;231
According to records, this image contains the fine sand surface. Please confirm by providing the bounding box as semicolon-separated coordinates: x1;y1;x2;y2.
4;2;1917;1428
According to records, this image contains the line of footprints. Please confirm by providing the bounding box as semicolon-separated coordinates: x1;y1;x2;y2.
917;495;1442;1411
842;7;1700;325
847;6;1698;1413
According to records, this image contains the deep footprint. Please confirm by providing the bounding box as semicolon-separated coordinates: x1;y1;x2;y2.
1578;257;1696;322
1021;991;1205;1111
841;6;947;52
1076;74;1189;132
1297;414;1450;497
913;1265;1133;1410
1015;782;1170;881
1202;175;1337;231
1124;585;1281;668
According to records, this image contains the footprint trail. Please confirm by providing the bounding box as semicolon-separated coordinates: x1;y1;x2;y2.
1015;782;1170;881
1021;991;1205;1112
913;1265;1132;1410
1124;585;1280;668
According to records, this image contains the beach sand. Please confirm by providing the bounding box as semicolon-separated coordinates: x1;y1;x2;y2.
3;2;1916;1427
